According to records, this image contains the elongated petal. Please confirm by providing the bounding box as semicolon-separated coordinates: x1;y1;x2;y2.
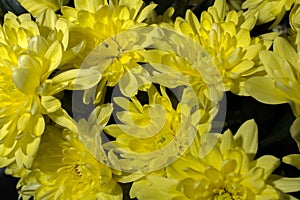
283;154;300;170
47;108;77;133
51;69;102;91
290;118;300;149
18;0;67;16
234;119;258;159
45;41;63;73
136;4;157;22
41;96;61;113
269;175;300;193
273;37;297;66
245;77;287;104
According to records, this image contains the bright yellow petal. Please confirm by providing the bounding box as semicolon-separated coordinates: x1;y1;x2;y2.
18;0;69;16
40;96;61;113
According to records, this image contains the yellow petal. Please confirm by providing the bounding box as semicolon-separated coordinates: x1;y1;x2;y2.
17;113;31;132
268;175;300;193
36;8;57;29
290;118;300;149
45;41;63;73
18;0;66;16
12;67;40;95
119;71;139;97
186;10;201;35
28;36;48;56
273;37;297;66
234;119;258;159
41;96;61;113
283;154;300;170
136;4;157;22
47;108;77;133
74;0;107;12
220;129;235;153
251;155;280;180
51;69;102;90
245;77;287;104
213;0;226;20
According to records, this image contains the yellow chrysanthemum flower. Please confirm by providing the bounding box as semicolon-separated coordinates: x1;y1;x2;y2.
245;37;300;148
17;0;70;16
170;0;274;96
144;49;224;103
17;105;123;200
104;85;216;173
130;120;300;199
0;11;100;171
242;0;296;28
61;0;156;103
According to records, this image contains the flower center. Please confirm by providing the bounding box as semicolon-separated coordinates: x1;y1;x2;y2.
214;188;235;200
213;183;247;200
71;163;84;178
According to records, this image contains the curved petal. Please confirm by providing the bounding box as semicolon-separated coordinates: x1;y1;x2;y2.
51;69;102;91
283;154;300;170
245;77;287;104
234;119;258;159
269;175;300;193
290;118;300;149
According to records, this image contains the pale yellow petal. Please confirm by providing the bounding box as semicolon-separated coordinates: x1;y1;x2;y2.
273;37;297;66
251;155;280;180
269;175;300;193
51;69;102;91
283;154;300;170
290;118;300;149
234;119;258;159
245;77;287;104
45;41;63;73
47;108;77;133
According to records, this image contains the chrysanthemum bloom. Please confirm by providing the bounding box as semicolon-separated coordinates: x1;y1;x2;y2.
0;11;100;171
242;0;296;28
130;120;300;199
17;0;70;16
17;105;123;200
166;0;275;96
104;85;216;173
144;49;224;103
245;37;300;147
61;0;157;103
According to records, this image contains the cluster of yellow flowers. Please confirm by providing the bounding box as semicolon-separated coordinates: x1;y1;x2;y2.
0;0;300;199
